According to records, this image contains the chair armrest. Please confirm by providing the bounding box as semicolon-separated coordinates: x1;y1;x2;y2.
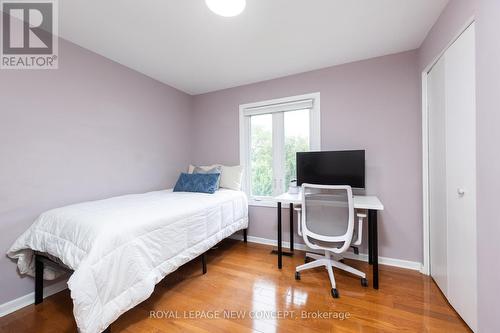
352;212;366;246
295;207;303;236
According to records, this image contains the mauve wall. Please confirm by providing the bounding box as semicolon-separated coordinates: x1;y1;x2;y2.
418;0;477;70
191;50;422;263
476;0;500;331
0;39;192;304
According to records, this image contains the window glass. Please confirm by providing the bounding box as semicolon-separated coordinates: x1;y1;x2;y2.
284;109;310;188
250;114;273;197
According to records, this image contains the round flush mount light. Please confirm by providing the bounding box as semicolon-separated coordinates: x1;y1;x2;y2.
205;0;246;17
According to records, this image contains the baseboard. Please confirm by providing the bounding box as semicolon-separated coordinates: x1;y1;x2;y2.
0;280;68;317
232;234;423;272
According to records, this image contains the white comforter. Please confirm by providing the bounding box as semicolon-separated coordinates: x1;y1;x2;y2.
8;189;248;333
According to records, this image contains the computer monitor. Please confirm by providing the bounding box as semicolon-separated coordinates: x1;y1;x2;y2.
296;150;365;189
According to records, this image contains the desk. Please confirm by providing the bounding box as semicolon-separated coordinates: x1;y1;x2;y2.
273;192;384;289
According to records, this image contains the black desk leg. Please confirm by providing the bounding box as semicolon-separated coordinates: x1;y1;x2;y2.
271;202;293;260
369;209;379;289
368;215;373;265
277;202;282;269
289;203;294;252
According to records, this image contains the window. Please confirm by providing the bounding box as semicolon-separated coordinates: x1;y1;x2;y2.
240;93;320;206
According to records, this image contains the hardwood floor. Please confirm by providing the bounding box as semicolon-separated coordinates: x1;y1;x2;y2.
0;240;471;333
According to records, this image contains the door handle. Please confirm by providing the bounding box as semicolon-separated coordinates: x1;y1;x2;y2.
457;188;466;196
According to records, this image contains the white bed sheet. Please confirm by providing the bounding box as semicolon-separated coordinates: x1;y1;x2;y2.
7;189;248;333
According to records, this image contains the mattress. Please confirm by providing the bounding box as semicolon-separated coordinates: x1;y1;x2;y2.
7;189;248;333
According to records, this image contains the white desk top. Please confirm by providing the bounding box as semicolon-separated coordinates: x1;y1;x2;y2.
273;192;384;211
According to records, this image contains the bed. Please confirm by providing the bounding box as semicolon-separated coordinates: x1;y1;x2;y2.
7;188;248;333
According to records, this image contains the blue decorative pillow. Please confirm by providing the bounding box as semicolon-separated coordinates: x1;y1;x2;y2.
173;173;221;194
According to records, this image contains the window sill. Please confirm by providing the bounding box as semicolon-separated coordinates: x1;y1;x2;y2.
248;199;277;208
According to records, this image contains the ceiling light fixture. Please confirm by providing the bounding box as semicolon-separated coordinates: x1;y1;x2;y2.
205;0;246;17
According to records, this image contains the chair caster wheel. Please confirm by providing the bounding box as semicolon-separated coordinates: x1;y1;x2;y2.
295;272;301;280
361;278;368;287
331;288;339;298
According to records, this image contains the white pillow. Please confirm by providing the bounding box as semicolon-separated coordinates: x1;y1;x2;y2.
187;164;243;191
219;165;243;191
187;164;220;173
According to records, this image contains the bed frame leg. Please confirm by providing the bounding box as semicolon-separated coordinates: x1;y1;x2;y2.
35;254;44;305
201;253;207;274
243;229;247;243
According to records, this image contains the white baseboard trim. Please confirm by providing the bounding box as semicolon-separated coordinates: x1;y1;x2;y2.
232;234;423;272
0;280;68;318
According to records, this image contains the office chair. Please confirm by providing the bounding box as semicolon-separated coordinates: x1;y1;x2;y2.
295;184;367;298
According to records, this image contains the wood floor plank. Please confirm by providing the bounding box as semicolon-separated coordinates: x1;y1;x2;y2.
0;240;471;332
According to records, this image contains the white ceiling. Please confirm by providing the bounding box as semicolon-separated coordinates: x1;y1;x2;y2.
59;0;449;95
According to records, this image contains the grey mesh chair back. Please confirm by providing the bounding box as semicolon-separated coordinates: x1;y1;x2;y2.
300;184;354;253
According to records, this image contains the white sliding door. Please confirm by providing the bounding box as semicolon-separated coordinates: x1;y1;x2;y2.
428;56;448;294
427;22;477;331
444;23;477;331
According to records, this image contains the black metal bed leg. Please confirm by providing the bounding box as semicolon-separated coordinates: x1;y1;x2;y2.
243;228;247;243
35;254;44;305
201;253;207;274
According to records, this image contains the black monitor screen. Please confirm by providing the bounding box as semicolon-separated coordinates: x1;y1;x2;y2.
296;150;365;188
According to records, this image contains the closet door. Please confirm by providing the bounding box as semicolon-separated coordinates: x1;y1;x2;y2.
428;22;477;332
428;56;448;295
444;23;477;331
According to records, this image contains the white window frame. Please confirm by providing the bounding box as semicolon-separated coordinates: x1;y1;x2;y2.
239;92;321;207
